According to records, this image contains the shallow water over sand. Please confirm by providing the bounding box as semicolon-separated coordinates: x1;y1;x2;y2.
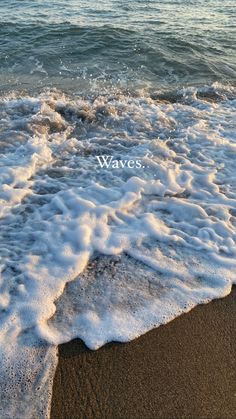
0;1;236;417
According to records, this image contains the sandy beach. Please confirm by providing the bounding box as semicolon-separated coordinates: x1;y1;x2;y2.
51;287;236;419
1;2;236;417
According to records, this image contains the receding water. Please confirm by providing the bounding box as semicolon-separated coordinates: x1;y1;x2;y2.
0;2;236;418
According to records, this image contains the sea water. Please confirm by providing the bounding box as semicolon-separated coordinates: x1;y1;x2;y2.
0;1;236;417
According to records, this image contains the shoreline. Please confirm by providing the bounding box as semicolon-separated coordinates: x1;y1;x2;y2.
51;286;236;419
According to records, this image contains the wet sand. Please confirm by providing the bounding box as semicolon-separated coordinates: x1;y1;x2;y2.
51;287;236;419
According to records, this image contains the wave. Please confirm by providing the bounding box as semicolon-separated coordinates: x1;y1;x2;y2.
0;83;236;416
1;20;235;92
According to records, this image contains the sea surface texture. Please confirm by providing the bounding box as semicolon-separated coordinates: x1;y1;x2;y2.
0;1;236;417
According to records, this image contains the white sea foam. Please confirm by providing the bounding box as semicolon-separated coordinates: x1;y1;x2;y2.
0;83;236;416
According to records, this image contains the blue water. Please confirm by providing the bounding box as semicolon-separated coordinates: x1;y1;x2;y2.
0;3;236;416
0;0;235;93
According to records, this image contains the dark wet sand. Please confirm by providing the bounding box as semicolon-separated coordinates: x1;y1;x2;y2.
51;287;236;419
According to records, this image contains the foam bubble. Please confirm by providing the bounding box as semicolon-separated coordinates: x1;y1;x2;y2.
0;84;236;414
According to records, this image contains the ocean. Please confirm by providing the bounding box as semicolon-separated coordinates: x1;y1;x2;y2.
1;0;236;92
0;1;236;417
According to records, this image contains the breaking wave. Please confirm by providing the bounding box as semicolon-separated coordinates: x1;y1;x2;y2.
0;83;236;416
